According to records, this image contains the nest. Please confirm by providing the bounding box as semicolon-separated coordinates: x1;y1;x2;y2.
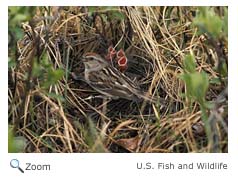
8;7;227;153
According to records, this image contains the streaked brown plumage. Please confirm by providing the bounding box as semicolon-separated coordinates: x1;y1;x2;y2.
81;52;161;104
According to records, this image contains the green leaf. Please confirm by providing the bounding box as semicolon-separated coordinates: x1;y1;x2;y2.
8;57;16;68
223;8;228;37
51;69;65;81
32;60;43;77
204;101;215;109
180;70;209;105
210;77;221;85
110;11;125;21
43;68;64;88
183;54;196;73
8;126;26;153
47;92;65;102
41;54;52;68
88;6;97;16
193;7;223;39
13;14;28;22
220;61;228;77
190;71;209;104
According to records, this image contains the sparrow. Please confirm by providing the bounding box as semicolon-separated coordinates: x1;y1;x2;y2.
81;52;161;104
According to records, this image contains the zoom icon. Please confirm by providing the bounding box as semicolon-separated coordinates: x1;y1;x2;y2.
10;159;24;173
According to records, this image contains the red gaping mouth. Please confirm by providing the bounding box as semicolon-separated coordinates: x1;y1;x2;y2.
106;46;117;61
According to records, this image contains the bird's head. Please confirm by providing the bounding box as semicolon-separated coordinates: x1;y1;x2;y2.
82;52;108;70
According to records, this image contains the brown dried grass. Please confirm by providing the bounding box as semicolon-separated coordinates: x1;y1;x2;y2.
8;6;227;153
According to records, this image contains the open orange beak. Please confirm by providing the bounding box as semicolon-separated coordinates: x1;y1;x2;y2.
105;46;117;61
117;56;128;72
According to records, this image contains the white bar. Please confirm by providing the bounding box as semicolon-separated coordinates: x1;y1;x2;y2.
5;154;233;179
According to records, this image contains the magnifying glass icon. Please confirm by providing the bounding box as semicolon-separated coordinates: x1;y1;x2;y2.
10;159;24;173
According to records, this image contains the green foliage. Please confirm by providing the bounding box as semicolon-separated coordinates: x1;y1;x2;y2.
180;53;216;147
193;7;227;39
210;77;222;85
8;7;36;45
88;6;97;17
109;10;125;21
193;7;227;82
222;7;228;37
8;7;35;23
88;6;125;21
220;60;228;78
8;57;16;69
44;68;64;88
32;54;64;89
180;54;209;105
8;126;26;153
183;54;196;73
8;7;37;74
83;118;107;152
47;92;65;102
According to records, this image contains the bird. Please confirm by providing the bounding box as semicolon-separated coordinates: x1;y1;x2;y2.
105;46;117;62
105;46;128;72
116;49;128;72
79;52;162;104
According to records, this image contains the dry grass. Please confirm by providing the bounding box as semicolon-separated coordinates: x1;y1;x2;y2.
8;6;227;153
